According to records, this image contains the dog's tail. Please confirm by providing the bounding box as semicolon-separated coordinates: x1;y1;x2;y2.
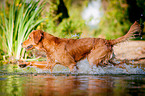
110;21;141;45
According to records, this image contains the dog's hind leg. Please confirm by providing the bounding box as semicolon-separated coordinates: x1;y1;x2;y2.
87;44;112;67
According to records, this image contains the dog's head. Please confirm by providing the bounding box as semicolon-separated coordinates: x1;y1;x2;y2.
22;30;43;51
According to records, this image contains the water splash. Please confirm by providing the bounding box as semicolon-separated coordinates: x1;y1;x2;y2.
76;58;145;74
21;58;145;75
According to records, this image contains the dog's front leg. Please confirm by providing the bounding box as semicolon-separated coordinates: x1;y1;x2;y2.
46;60;56;72
68;63;77;72
46;54;56;72
46;62;56;72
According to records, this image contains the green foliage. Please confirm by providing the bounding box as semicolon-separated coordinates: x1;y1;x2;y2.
56;19;84;38
0;49;4;60
0;0;46;60
42;0;86;39
43;15;85;39
94;0;130;40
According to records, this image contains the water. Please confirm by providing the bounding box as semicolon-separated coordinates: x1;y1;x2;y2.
0;74;145;96
0;59;145;96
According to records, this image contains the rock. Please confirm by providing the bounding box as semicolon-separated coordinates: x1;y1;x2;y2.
113;40;145;64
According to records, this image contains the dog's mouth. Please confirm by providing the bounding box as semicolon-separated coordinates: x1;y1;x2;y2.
26;45;34;50
19;64;27;68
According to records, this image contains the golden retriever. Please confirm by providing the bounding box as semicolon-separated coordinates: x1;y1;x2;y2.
21;21;141;72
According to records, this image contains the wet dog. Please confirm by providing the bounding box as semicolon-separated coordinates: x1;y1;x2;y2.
21;21;141;72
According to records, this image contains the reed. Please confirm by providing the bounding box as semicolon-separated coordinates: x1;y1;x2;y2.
0;0;46;60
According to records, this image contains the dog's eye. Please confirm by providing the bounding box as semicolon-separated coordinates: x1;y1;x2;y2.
28;37;31;39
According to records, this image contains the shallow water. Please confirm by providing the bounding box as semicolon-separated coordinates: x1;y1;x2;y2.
0;73;145;96
0;59;145;96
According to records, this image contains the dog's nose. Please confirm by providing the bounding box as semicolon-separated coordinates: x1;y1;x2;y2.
21;43;23;46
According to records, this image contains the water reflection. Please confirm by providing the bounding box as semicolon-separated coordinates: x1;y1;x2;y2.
23;75;82;96
0;74;145;96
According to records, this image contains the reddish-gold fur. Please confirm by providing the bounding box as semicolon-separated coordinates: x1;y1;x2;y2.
22;21;141;72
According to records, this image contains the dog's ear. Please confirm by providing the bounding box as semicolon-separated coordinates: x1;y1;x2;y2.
33;30;43;44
